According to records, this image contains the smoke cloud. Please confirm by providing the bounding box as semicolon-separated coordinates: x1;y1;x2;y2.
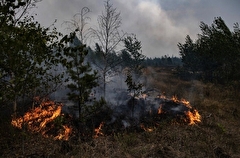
33;0;240;58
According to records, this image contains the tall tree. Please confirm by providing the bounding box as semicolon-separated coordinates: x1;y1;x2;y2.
123;34;145;117
178;35;201;74
123;34;145;75
61;32;98;121
90;0;125;98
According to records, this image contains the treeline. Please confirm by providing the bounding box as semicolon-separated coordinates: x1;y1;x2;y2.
143;55;182;67
87;48;182;68
178;17;240;85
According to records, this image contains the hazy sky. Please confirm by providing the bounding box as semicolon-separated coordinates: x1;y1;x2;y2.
33;0;240;58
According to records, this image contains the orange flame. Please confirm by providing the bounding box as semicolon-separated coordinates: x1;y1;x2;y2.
185;110;201;125
11;99;72;140
172;95;178;102
181;99;192;109
94;122;104;138
54;125;72;141
157;95;201;125
171;96;201;125
158;104;163;114
171;96;193;109
140;124;154;132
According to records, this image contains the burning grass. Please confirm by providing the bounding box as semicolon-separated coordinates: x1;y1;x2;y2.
1;67;240;157
11;88;202;143
11;99;73;141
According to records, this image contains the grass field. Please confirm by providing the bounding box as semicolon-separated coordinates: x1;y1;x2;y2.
1;67;240;157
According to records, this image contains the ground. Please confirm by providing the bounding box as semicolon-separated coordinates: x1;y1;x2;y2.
0;67;240;158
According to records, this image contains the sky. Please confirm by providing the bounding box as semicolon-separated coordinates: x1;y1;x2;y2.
33;0;240;58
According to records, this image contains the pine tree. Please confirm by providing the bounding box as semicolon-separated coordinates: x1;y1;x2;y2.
62;32;98;121
123;34;145;117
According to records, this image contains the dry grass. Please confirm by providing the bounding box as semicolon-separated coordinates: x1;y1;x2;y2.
1;67;240;157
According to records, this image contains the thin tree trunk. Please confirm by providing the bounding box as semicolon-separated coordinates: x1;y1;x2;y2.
103;73;106;99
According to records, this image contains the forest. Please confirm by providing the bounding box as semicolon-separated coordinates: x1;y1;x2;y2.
1;0;240;157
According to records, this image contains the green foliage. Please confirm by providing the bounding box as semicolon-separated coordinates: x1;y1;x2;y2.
123;34;145;94
178;35;200;73
61;32;99;121
125;72;143;97
0;0;63;112
143;56;182;67
123;34;145;116
178;17;240;84
123;34;145;75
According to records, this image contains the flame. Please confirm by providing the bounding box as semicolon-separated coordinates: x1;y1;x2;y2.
158;93;166;99
39;105;61;130
171;96;201;125
171;96;193;110
155;95;201;125
185;109;201;125
181;99;192;109
11;99;72;140
54;125;72;141
140;124;154;132
158;104;163;114
94;122;104;138
172;95;178;102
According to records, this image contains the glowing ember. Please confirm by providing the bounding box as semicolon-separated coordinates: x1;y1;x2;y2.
140;124;154;132
158;94;166;99
158;104;163;114
172;95;178;102
94;122;104;138
185;109;201;125
11;99;72;140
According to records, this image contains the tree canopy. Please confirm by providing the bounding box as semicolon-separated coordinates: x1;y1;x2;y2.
178;17;240;84
0;0;63;114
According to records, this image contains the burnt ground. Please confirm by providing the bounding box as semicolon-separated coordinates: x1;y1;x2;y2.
1;67;240;158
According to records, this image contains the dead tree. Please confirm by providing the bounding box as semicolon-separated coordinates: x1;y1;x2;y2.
90;0;125;98
62;7;91;44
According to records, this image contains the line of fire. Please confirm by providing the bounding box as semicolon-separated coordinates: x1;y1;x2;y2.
11;90;201;141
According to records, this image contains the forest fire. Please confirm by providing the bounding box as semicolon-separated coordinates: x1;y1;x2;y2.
11;99;72;141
